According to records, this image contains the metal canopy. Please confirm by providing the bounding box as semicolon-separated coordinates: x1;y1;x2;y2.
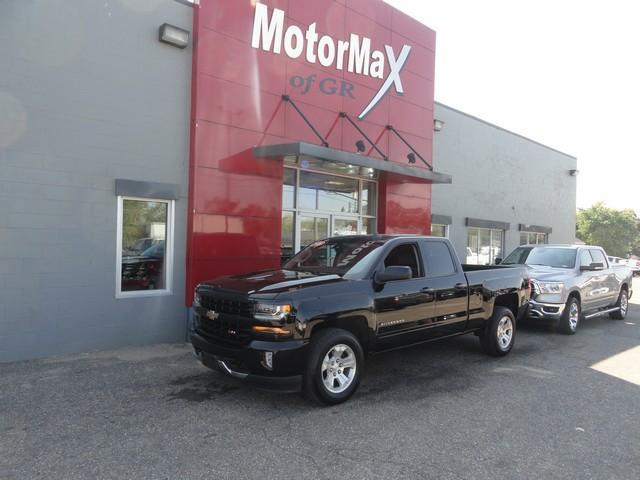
253;142;452;184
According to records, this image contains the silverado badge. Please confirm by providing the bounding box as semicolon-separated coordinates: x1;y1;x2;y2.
206;310;219;321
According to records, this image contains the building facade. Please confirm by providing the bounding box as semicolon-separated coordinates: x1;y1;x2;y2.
431;103;577;264
0;0;576;362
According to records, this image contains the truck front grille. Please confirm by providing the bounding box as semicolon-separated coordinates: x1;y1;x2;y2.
195;314;252;346
195;289;254;345
199;295;254;317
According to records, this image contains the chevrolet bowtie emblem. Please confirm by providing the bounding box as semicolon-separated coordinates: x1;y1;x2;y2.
206;310;219;321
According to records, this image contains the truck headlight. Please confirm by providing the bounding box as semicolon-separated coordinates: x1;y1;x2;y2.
254;303;292;321
537;282;564;294
193;290;201;307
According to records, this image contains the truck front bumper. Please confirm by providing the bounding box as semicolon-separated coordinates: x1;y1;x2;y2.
528;299;565;320
190;332;307;392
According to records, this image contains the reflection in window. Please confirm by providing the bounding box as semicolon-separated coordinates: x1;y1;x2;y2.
281;211;294;263
466;227;503;265
431;224;447;237
282;168;295;209
520;231;548;245
120;199;169;292
299;171;358;213
362;182;376;216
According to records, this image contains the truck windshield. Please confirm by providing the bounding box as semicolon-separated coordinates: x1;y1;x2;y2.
502;247;577;269
283;237;386;277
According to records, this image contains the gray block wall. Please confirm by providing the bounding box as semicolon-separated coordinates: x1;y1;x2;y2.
0;0;193;361
432;103;577;261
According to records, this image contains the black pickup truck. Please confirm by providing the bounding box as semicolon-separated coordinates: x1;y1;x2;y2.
191;235;530;404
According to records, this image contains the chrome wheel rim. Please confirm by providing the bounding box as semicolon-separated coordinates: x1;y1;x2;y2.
569;302;579;330
321;344;357;394
497;316;513;350
620;292;628;316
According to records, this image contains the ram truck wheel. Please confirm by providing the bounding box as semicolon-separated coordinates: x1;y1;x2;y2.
303;328;364;405
558;297;580;334
609;289;629;320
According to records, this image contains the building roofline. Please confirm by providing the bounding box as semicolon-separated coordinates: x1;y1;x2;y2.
434;101;577;160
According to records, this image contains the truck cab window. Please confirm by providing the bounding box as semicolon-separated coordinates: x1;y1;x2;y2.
422;241;456;277
579;250;593;268
384;244;421;278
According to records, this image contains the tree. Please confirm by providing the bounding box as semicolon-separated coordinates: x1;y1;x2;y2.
576;202;640;257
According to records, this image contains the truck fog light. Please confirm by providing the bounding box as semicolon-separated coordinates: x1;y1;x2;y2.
262;351;274;370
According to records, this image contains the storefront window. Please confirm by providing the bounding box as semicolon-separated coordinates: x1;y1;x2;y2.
281;164;377;257
362;182;376;216
282;168;295;209
281;211;294;262
431;224;447;237
299;171;358;213
520;232;548;245
466;227;503;265
117;197;174;296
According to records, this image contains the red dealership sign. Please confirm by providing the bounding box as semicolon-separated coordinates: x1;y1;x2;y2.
186;0;437;300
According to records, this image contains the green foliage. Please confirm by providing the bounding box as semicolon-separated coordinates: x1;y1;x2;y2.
576;202;640;257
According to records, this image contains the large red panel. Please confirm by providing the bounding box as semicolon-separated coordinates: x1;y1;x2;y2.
197;28;288;95
187;0;438;303
288;0;346;40
194;167;282;218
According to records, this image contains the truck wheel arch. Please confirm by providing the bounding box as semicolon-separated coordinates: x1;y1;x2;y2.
310;316;371;353
494;293;519;319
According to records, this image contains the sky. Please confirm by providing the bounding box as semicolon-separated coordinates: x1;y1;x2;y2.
384;0;640;214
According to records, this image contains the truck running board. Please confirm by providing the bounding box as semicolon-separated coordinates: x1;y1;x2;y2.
583;307;620;319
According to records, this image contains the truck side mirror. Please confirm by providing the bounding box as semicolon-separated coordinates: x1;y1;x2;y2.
590;262;604;271
494;257;502;265
375;266;412;283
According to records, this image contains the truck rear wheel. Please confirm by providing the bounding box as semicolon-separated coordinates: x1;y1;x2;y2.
609;288;628;320
480;306;515;356
303;328;364;405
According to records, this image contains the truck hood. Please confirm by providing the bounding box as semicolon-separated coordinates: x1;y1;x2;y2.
526;265;575;283
199;269;344;295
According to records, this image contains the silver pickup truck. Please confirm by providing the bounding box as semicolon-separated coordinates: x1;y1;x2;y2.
498;244;633;334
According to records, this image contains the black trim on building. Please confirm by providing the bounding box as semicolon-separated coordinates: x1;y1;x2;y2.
253;142;452;184
432;214;452;225
115;179;180;200
465;217;510;230
518;223;552;234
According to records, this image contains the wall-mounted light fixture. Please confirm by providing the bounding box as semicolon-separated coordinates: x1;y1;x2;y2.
407;152;416;164
159;23;190;49
433;119;445;132
355;140;366;153
569;169;579;176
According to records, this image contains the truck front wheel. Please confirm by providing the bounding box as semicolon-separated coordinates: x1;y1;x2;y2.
303;328;364;405
558;297;580;334
480;306;516;356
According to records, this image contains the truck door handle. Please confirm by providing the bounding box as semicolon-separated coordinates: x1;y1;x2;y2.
454;283;467;291
421;287;435;294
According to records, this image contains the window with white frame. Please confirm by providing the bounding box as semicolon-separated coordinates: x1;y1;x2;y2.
466;227;504;265
520;232;548;245
116;196;174;297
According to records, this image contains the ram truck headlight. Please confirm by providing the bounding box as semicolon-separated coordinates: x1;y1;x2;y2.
254;303;292;321
537;282;564;294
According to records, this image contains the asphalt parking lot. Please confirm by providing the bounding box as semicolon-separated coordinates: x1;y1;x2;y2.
2;282;639;480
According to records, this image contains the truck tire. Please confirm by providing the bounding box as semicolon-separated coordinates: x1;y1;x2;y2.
303;328;364;405
609;288;629;320
558;297;580;334
479;306;516;356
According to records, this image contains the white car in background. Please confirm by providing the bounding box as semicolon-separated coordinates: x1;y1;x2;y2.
624;257;640;276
